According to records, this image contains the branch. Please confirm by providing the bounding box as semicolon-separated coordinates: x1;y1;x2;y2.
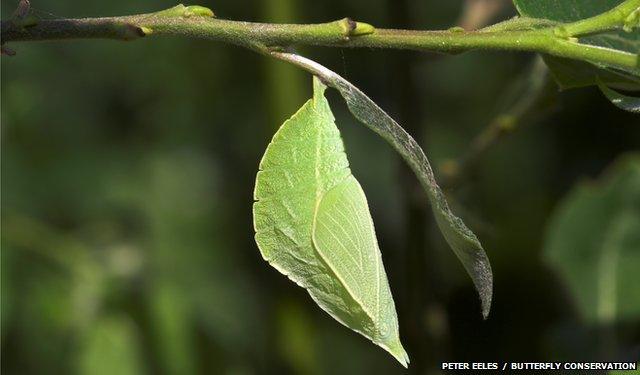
1;3;638;72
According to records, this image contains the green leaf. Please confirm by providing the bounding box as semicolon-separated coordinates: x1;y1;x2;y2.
513;0;640;89
598;79;640;112
542;56;640;90
544;154;640;324
270;53;493;318
253;77;409;367
514;0;628;23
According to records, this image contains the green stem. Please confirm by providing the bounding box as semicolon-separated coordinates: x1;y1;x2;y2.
1;3;638;72
560;0;640;37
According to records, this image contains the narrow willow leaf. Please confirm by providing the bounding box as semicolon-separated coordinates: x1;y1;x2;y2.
541;56;640;91
598;79;640;112
253;77;409;366
270;52;493;318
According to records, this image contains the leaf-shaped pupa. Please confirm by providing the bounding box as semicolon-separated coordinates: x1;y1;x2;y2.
268;51;492;318
253;77;409;367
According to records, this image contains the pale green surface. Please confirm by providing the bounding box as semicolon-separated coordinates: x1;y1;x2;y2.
253;77;408;367
514;0;640;89
313;175;407;363
544;154;640;324
598;80;640;112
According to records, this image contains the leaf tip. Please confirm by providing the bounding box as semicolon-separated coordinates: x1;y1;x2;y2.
433;211;493;320
383;338;410;368
481;297;492;320
478;263;493;320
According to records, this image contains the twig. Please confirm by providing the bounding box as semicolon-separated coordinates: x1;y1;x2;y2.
1;3;638;72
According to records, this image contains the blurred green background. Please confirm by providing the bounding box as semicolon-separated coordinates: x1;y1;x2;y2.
2;0;639;374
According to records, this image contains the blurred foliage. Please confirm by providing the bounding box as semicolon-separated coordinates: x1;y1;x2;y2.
2;0;640;374
78;316;144;375
545;155;640;325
